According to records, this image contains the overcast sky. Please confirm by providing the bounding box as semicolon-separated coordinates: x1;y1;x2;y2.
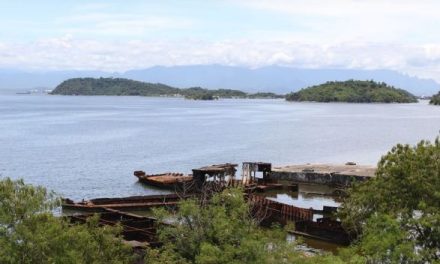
1;0;439;81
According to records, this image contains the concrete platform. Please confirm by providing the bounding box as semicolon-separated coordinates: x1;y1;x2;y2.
270;163;376;186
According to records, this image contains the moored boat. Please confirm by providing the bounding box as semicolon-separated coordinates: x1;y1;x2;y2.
134;170;194;189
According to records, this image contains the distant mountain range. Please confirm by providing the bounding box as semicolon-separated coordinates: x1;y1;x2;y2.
1;65;439;96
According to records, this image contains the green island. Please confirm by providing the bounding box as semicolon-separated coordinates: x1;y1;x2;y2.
286;80;418;103
50;77;282;100
430;91;440;105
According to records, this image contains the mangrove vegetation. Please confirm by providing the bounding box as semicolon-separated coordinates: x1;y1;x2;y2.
286;80;418;103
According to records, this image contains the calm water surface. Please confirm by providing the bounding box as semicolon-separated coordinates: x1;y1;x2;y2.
1;95;439;200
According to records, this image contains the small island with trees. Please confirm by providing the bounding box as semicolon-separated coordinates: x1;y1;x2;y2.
50;77;283;100
285;80;418;103
430;91;440;105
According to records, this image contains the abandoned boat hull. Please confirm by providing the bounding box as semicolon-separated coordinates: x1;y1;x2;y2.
66;208;162;248
134;170;194;190
291;218;353;246
62;193;187;212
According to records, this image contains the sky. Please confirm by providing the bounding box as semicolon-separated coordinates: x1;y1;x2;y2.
1;0;439;81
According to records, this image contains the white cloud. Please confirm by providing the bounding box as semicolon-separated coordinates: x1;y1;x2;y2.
1;36;439;81
1;1;439;82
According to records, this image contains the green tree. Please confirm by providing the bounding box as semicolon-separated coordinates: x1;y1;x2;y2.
285;80;417;103
146;188;343;264
338;138;440;263
430;91;440;105
51;77;271;100
0;178;133;264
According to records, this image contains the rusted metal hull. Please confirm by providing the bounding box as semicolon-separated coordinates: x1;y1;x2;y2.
137;177;193;189
62;201;178;211
247;194;314;225
255;183;283;192
66;208;162;248
62;194;187;212
248;194;351;245
292;218;352;245
134;171;194;190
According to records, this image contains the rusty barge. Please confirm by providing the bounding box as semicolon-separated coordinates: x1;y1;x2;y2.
62;193;187;212
66;208;163;249
63;161;364;247
134;171;193;189
134;162;283;192
290;217;353;246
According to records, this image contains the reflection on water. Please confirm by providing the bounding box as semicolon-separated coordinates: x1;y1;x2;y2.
263;183;342;210
263;183;345;253
289;234;343;254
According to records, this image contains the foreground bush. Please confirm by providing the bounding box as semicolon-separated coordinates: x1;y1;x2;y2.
339;138;440;263
146;188;343;264
0;178;133;264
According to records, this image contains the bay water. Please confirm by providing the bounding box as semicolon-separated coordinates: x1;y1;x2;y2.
1;95;439;200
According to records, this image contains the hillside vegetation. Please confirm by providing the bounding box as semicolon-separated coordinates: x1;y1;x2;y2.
51;77;179;96
430;91;440;105
51;77;282;100
286;80;417;103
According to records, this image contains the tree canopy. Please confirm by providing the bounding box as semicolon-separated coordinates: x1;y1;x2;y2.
286;80;418;103
51;77;180;96
430;91;440;105
50;78;282;100
146;188;342;264
0;178;133;264
338;138;440;263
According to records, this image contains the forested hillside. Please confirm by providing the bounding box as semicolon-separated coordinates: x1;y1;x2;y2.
51;78;281;100
286;80;417;103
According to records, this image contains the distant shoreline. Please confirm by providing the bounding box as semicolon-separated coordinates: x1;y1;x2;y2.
50;77;284;100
